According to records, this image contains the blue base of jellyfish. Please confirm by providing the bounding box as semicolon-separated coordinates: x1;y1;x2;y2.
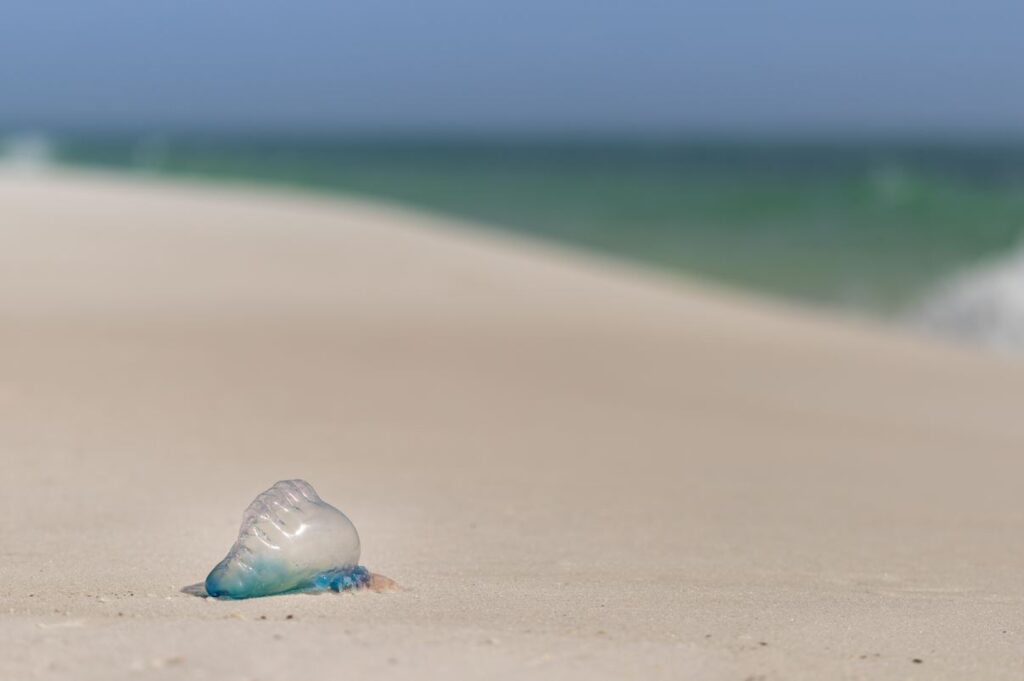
311;565;372;592
204;563;372;599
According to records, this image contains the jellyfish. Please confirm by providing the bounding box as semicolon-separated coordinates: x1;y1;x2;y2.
202;479;394;599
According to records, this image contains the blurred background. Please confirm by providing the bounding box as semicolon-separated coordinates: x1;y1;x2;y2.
3;0;1024;344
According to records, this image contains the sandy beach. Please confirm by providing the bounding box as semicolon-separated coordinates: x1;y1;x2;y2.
4;169;1024;680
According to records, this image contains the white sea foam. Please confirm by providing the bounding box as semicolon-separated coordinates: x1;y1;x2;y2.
915;243;1024;352
0;132;55;172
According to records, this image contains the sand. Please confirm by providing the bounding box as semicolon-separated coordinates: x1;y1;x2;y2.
2;169;1024;680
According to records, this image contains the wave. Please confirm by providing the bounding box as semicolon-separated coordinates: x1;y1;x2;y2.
915;243;1024;351
0;132;55;171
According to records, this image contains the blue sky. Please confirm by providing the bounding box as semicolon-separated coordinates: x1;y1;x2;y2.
1;0;1022;134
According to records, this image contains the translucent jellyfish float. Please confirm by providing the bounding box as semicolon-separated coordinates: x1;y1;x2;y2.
201;479;394;599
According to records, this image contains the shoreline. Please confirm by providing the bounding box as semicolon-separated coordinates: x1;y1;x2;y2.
43;134;1024;317
3;169;1024;679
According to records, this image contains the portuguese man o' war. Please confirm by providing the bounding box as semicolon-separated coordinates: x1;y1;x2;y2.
203;479;394;599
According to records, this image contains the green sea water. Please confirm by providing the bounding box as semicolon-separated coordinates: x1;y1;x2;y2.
53;136;1024;315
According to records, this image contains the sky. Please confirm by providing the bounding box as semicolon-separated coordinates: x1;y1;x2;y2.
1;0;1023;135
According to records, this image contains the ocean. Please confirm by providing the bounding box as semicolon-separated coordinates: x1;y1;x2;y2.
10;133;1024;344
